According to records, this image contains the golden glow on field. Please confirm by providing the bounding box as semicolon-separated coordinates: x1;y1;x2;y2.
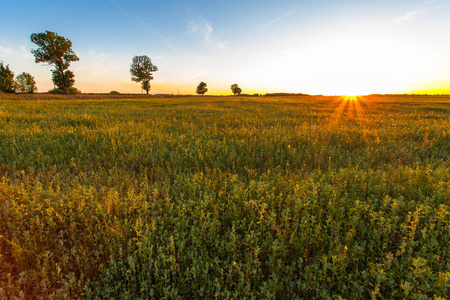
344;96;358;101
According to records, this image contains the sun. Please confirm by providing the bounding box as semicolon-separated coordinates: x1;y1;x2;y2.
271;34;423;95
343;95;358;101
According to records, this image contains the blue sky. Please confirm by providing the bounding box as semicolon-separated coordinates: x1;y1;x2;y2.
1;0;449;95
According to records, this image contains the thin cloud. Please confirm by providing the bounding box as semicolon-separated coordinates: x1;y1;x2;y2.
0;45;13;57
187;18;226;49
109;0;146;27
109;0;167;41
74;50;119;78
0;44;33;63
268;11;294;26
396;4;446;23
179;66;211;82
20;46;32;61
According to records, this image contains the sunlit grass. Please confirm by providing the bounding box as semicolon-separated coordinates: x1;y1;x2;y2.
0;95;449;299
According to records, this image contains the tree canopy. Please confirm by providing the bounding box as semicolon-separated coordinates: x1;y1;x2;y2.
15;72;37;93
0;62;15;93
30;31;79;95
231;83;242;95
130;55;158;95
196;81;208;95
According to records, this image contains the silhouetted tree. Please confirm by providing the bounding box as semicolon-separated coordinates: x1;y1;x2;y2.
231;83;242;95
30;31;79;95
15;72;37;93
130;55;158;95
196;81;208;95
0;61;15;93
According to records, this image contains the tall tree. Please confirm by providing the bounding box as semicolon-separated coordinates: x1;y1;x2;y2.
130;55;158;95
15;72;37;93
30;31;79;95
231;83;242;95
0;61;15;93
196;81;208;95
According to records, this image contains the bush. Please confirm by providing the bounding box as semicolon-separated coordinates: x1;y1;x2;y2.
48;87;82;95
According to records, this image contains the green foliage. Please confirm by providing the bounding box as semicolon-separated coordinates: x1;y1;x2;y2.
15;72;37;93
196;81;208;95
130;55;158;95
141;79;151;94
30;31;79;68
30;31;79;94
110;91;120;95
48;87;81;94
0;61;15;93
0;95;449;298
231;83;242;95
51;69;75;91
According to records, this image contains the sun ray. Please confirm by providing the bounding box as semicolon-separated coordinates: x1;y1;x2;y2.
314;97;348;168
354;96;378;146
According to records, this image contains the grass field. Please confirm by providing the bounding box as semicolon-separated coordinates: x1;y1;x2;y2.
0;95;449;299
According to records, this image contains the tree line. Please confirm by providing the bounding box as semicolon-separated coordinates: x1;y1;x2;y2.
0;31;244;96
0;62;37;94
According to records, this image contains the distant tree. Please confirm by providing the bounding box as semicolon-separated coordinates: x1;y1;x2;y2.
130;55;158;95
196;81;208;95
0;61;15;93
15;72;37;93
30;31;79;95
231;83;242;95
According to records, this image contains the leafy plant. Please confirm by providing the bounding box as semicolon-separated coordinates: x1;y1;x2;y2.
0;61;15;93
0;95;449;298
15;72;37;93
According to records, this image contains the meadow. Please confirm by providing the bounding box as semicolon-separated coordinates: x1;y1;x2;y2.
0;94;449;299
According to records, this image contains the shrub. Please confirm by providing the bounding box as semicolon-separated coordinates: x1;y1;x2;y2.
48;87;82;94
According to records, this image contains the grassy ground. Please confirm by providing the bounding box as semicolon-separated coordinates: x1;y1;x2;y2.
0;95;449;299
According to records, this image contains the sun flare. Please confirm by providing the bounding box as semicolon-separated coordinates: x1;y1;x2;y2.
343;95;358;101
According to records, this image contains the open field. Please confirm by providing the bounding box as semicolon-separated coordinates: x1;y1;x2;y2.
0;95;449;299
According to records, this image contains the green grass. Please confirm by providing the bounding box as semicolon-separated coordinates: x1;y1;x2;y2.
0;95;449;299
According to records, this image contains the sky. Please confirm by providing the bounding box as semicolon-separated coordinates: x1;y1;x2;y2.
1;0;449;95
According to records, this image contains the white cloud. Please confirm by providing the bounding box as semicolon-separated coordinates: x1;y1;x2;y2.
179;66;211;82
0;44;34;64
396;4;446;23
75;50;121;79
268;11;294;26
187;18;226;49
0;45;14;58
20;46;32;61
